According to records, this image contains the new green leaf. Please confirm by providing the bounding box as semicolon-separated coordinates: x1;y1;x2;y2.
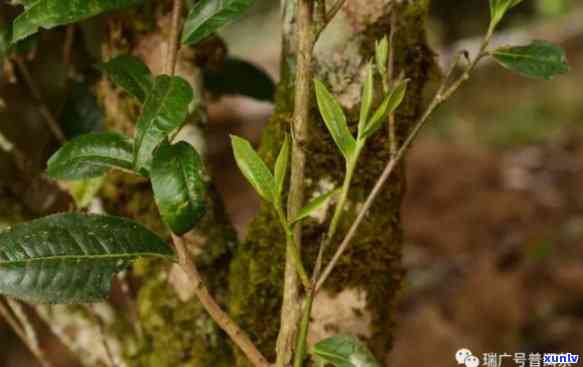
274;135;290;206
490;0;524;28
151;141;207;235
12;0;144;43
375;37;388;77
134;75;194;173
64;177;105;209
290;189;339;225
357;63;374;137
314;79;356;159
0;213;173;304
47;132;134;180
181;0;255;45
360;80;408;140
491;40;569;80
313;335;381;367
230;135;274;203
98;55;153;102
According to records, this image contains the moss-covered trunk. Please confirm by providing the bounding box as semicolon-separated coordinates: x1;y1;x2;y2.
229;0;435;365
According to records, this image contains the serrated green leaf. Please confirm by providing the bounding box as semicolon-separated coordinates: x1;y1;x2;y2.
314;79;356;159
230;135;274;203
98;55;153;102
290;189;339;225
0;213;173;304
64;176;105;209
357;63;374;138
134;75;194;173
47;132;135;180
181;0;255;45
203;57;275;102
375;37;388;77
313;335;382;367
59;81;104;139
11;0;144;43
360;80;408;140
491;40;569;80
490;0;524;27
274;135;290;207
151;141;207;235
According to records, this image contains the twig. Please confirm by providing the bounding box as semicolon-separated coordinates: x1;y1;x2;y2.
0;298;52;367
165;0;184;76
314;0;346;42
276;0;315;365
315;30;493;292
171;235;270;367
13;57;66;143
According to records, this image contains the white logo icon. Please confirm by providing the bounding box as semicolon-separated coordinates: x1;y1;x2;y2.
455;349;479;367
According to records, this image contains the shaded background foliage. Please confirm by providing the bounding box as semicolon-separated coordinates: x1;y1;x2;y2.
0;0;582;365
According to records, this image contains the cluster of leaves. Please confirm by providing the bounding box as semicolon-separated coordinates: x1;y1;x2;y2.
0;0;260;305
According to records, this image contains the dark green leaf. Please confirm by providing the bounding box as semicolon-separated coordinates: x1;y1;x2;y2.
47;132;134;180
181;0;255;45
230;135;274;203
274;135;290;206
313;335;381;367
151;141;207;235
314;79;356;159
361;80;408;140
98;55;153;102
11;0;144;43
491;40;569;80
357;63;374;137
59;81;104;139
203;57;275;102
134;75;194;173
290;189;339;225
0;213;173;304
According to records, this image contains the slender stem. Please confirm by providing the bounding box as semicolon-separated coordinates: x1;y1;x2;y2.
276;0;315;366
172;235;270;367
166;0;184;76
276;208;312;290
315;32;495;293
0;298;52;367
292;296;313;367
14;57;66;143
314;0;346;42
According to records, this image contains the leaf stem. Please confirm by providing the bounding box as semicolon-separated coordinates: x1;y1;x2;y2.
276;208;312;290
171;235;270;367
315;28;496;293
166;0;184;76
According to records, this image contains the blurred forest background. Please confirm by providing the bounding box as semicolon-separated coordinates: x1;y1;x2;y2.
1;0;582;365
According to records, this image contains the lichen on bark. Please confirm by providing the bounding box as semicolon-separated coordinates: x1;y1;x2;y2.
228;0;436;364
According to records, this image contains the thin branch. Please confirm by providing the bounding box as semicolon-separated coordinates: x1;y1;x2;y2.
14;57;66;143
0;298;52;367
314;0;346;42
171;235;270;367
316;40;491;292
165;0;184;76
277;0;315;365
